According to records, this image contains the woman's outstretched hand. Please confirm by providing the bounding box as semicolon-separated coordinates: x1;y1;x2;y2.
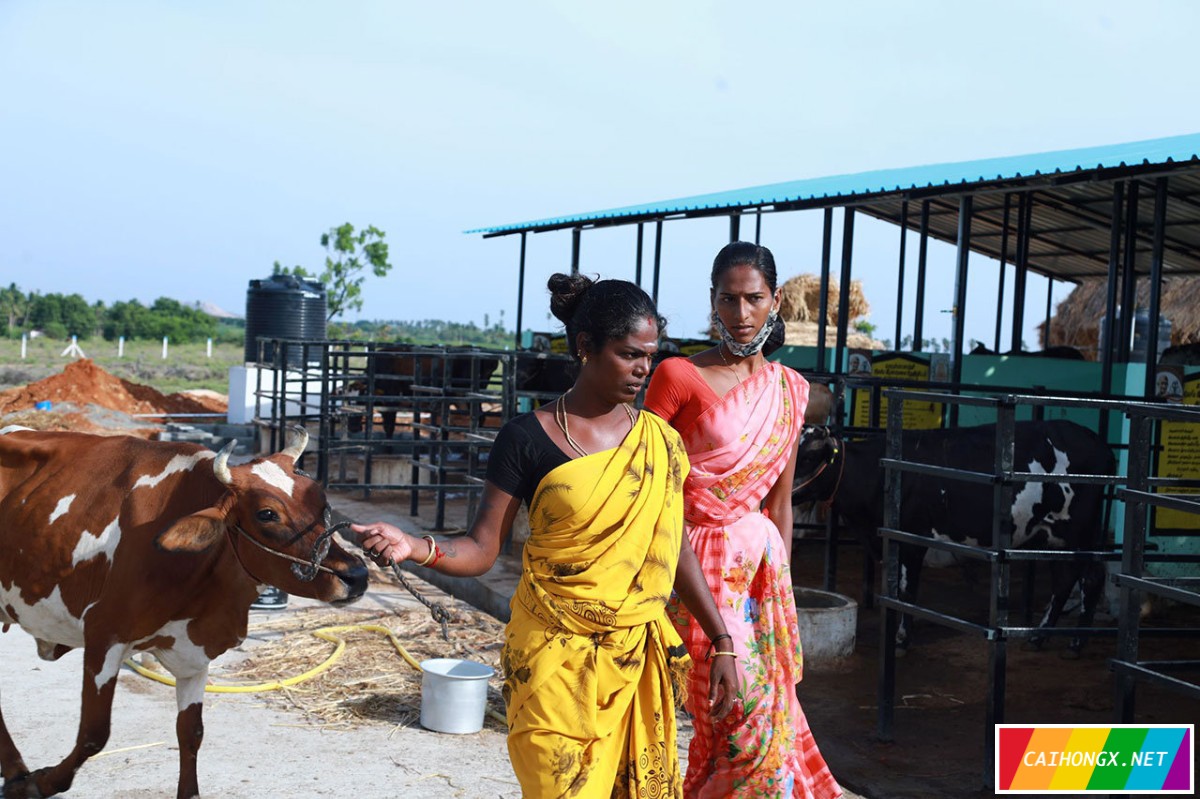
349;521;412;567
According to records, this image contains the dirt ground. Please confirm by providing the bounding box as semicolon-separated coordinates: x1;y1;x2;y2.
787;538;1200;799
0;580;526;799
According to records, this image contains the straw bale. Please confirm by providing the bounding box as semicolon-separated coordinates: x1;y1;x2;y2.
1041;276;1200;356
776;274;871;327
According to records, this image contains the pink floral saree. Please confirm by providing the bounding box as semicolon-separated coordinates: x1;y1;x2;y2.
666;362;841;799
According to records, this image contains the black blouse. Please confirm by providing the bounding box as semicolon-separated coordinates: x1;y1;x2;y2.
485;411;571;507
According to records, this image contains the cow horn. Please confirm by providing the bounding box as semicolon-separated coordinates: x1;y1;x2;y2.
213;439;236;485
281;426;309;462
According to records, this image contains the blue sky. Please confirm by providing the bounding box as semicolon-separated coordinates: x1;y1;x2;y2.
3;1;1198;349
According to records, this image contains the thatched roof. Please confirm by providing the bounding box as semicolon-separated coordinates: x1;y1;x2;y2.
1041;277;1200;356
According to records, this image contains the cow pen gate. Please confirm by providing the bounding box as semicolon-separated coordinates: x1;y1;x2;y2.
872;387;1200;790
247;338;581;532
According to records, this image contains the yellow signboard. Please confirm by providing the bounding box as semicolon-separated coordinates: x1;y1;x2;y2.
1154;370;1200;534
850;352;944;430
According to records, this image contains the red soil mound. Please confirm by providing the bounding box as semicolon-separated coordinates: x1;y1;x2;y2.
0;359;224;416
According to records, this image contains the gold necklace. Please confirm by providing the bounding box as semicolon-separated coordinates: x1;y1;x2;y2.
556;393;636;458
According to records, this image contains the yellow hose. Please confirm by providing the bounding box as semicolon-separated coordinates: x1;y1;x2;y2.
125;622;508;726
123;623;422;693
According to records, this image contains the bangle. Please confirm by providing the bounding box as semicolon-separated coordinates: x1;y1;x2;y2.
417;535;438;567
711;651;737;657
706;634;733;661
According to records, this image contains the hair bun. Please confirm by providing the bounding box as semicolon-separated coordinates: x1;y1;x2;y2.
547;273;595;325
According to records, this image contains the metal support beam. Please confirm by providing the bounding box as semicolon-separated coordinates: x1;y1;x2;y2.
1101;182;1125;399
729;213;741;242
913;201;930;351
514;232;527;350
1120;180;1142;362
994;194;1012;352
1144;178;1169;398
817;209;833;370
652;220;663;306
570;227;581;275
634;224;644;288
754;209;762;244
894;201;908;349
1044;277;1054;346
951;195;971;425
1011;193;1033;351
835;208;855;373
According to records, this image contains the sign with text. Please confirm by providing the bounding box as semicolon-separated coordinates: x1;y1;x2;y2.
1154;370;1200;535
851;352;943;430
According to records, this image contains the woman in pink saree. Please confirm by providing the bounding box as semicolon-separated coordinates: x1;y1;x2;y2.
644;242;841;799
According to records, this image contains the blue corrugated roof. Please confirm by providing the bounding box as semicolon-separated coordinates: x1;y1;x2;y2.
468;132;1200;235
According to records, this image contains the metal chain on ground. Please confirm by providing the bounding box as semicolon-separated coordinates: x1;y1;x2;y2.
391;562;451;641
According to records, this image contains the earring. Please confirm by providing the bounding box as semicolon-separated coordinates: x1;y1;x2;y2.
581;354;588;366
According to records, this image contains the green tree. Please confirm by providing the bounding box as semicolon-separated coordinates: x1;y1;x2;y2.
27;293;96;339
0;283;32;336
288;223;393;322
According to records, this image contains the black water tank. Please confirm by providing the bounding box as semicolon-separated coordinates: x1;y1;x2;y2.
244;274;327;366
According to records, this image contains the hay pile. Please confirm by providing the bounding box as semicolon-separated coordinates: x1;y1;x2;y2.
1042;276;1200;355
214;603;507;732
776;273;885;349
777;273;872;326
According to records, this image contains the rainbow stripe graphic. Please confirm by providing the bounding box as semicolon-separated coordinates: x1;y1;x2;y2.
996;724;1193;793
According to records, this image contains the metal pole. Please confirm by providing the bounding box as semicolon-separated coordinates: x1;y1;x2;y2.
817;209;833;371
755;209;762;244
835;208;855;373
652;220;663;306
994;194;1012;352
985;402;1017;789
1144;178;1169;398
951;195;972;427
1101;182;1125;400
913;201;930;351
1011;193;1033;352
729;213;741;242
514;232;526;350
1044;277;1054;347
570;227;581;275
894;201;908;349
1116;413;1151;722
877;395;904;744
1120;181;1141;362
635;224;644;288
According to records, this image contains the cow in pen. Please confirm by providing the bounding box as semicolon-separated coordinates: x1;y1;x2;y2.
792;420;1114;655
0;426;368;799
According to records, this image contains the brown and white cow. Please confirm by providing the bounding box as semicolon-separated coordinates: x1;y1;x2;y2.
0;426;368;798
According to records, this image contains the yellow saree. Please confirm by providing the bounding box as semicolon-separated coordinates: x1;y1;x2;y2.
502;410;691;798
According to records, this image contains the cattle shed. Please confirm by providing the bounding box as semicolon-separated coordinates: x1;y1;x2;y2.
471;134;1200;791
471;132;1200;394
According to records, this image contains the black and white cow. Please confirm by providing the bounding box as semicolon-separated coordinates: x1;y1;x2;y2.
793;420;1114;654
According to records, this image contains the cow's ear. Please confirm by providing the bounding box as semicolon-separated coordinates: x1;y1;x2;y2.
156;508;227;553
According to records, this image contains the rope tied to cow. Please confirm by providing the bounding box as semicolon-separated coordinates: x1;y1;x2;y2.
389;562;452;641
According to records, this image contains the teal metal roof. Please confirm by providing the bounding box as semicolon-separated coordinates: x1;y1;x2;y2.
468;132;1200;236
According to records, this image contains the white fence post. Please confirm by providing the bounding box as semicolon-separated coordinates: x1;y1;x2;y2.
118;336;124;358
20;333;26;359
206;337;212;358
162;337;168;359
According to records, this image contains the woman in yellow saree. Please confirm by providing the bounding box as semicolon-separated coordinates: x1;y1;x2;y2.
645;243;841;799
353;275;737;798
